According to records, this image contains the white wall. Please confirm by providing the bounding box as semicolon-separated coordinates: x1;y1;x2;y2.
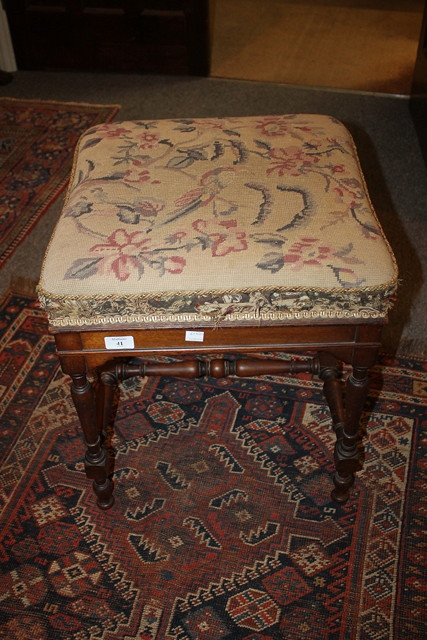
0;0;17;72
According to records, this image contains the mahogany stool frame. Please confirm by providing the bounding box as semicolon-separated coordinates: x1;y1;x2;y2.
53;320;384;510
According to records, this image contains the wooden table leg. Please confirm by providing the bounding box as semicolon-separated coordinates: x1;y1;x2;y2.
318;353;352;502
331;364;370;502
70;372;114;509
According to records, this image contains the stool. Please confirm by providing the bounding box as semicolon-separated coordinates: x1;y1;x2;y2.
37;114;398;510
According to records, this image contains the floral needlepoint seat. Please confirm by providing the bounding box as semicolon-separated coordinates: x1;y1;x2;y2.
38;114;398;509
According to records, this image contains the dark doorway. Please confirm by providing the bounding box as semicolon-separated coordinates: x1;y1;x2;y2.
4;1;212;76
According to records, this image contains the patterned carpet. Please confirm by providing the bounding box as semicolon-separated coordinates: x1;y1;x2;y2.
0;290;426;640
0;98;119;267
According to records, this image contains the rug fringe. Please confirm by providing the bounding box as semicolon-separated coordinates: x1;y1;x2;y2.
8;276;38;297
0;97;121;112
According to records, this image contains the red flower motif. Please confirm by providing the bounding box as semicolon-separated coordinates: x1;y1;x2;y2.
94;125;132;138
283;237;332;270
123;169;152;183
267;146;317;177
135;200;164;217
90;229;151;281
165;256;186;274
138;132;160;148
331;164;346;173
193;218;247;257
256;117;291;137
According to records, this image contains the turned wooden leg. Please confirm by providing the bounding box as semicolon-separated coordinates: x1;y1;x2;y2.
70;372;114;510
318;353;351;503
319;348;376;503
318;353;345;430
331;365;369;503
64;350;374;508
97;368;120;439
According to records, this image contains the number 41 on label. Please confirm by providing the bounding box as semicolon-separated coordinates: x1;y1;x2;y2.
104;336;135;350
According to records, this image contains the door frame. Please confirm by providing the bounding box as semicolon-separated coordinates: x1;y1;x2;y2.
0;0;16;71
410;0;427;167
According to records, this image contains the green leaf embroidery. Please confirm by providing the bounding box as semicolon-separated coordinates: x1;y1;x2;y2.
256;252;285;273
81;137;102;150
64;257;102;280
166;156;195;169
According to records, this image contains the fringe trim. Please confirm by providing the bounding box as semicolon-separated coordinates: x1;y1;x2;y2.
37;279;398;328
41;307;391;329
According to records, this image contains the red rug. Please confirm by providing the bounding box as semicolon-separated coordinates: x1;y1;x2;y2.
0;98;119;267
0;290;426;640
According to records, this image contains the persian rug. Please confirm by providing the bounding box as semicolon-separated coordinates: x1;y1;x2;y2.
0;98;119;267
0;290;426;640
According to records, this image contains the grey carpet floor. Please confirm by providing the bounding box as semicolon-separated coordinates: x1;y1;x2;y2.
1;71;426;356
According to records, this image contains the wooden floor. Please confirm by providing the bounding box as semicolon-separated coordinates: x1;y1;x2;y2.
210;0;425;94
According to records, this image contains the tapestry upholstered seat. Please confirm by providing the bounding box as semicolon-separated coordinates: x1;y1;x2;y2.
38;114;398;510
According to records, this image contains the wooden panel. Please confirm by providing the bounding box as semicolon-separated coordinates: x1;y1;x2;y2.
53;323;382;356
53;322;385;371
